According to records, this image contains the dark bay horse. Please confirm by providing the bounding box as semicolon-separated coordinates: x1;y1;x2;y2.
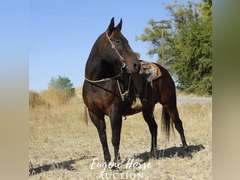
82;18;141;163
83;18;188;164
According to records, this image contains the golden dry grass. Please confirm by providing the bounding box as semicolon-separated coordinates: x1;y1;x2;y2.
29;91;49;109
29;89;75;110
29;94;212;180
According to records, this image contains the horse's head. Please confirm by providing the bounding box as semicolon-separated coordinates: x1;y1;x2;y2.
102;18;140;74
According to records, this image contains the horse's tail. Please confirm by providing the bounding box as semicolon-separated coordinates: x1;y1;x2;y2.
161;106;174;139
83;106;89;125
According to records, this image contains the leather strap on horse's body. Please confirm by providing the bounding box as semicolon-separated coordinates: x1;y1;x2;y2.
85;73;121;83
117;76;131;101
85;78;119;97
85;74;131;102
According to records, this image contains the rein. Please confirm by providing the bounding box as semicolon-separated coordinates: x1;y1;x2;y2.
84;32;131;102
117;76;131;101
85;73;121;83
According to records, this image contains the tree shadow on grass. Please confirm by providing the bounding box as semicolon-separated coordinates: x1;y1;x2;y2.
29;155;95;176
123;144;205;165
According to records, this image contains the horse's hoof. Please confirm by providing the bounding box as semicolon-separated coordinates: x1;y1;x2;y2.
104;155;111;164
150;150;158;159
183;145;189;152
114;156;121;164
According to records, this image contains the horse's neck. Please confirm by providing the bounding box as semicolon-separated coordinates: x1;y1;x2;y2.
85;56;100;80
85;56;118;80
85;34;119;80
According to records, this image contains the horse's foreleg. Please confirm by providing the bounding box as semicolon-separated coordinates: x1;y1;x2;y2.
142;106;158;158
167;105;188;148
110;110;122;163
89;111;111;163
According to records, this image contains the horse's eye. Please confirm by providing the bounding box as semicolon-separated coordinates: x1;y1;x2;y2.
115;39;120;44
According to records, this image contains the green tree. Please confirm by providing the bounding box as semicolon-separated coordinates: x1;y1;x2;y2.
49;75;75;97
137;0;212;95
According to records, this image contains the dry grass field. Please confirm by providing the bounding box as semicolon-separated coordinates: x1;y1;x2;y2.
29;90;212;180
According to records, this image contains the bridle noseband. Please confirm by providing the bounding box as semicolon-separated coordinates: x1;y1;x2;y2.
85;32;131;102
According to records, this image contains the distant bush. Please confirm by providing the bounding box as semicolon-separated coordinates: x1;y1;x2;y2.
29;76;75;109
29;91;49;109
48;75;75;102
49;75;74;90
40;88;73;106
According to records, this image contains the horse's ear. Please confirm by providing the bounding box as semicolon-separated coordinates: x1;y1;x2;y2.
115;18;122;31
107;17;115;34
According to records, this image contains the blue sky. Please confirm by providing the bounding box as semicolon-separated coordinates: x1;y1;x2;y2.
29;0;173;91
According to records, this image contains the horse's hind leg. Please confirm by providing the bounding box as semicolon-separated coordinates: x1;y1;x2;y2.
142;106;158;158
166;105;188;148
88;111;111;163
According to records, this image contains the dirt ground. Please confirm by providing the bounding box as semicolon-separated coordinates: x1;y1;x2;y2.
29;96;212;180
